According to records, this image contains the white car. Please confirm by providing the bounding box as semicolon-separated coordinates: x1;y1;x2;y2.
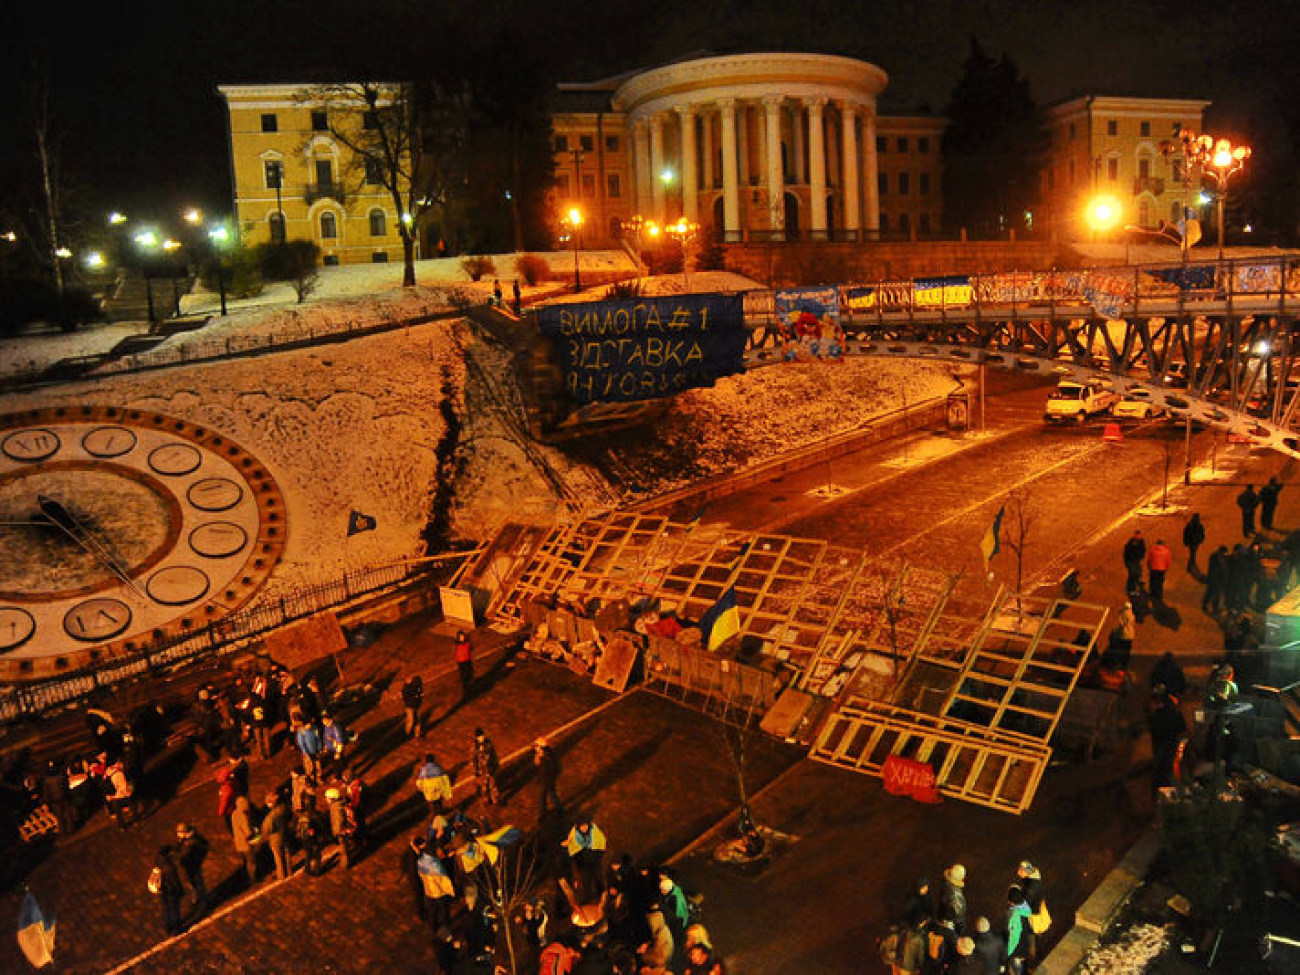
1111;388;1167;420
1044;381;1119;424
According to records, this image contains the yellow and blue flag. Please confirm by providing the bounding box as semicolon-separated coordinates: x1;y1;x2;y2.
418;852;455;899
17;890;55;969
980;506;1005;569
699;585;742;652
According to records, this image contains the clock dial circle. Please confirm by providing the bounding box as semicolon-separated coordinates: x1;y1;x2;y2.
147;566;210;606
3;429;61;462
187;477;243;512
82;426;137;458
0;407;287;679
0;609;36;651
189;522;249;559
149;443;202;476
64;598;132;641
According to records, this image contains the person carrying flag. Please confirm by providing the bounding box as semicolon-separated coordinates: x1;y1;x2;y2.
415;753;453;817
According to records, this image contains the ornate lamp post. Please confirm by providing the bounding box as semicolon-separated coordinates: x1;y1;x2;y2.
665;218;700;292
208;224;231;316
565;207;583;293
1163;127;1251;260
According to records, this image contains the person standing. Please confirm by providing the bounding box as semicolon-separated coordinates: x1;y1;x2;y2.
512;279;522;315
1004;885;1033;975
1261;476;1283;531
1015;862;1048;965
1203;544;1229;613
563;819;608;902
533;738;562;819
415;754;453;817
293;718;323;777
326;784;355;870
402;674;424;739
1147;538;1172;603
261;791;291;881
231;796;259;886
175;823;210;915
971;917;1004;975
1183;513;1206;572
454;631;475;698
471;728;501;806
1238;484;1260;537
492;279;503;307
295;796;326;877
41;761;76;838
1122;531;1147;596
1149;692;1188;792
936;863;968;935
151;845;185;936
894;917;929;975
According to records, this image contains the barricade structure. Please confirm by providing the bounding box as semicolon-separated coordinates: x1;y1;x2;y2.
470;509;1106;813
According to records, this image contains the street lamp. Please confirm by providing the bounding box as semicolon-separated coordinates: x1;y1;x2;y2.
665;217;700;292
565;207;583;293
1163;127;1251;260
183;208;203;226
208;224;231;316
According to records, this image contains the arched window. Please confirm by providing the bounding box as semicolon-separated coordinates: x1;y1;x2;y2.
320;212;338;239
268;212;285;244
369;209;386;237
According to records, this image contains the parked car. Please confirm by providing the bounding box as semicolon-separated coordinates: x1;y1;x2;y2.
1044;380;1119;424
1111;388;1167;420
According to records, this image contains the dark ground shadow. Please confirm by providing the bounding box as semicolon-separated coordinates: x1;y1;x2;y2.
561;729;673;813
1149;602;1183;630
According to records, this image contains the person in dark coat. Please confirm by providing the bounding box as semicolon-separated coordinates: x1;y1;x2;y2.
471;728;501;806
1238;485;1260;537
402;675;424;739
512;279;522;315
153;845;185;936
454;631;475;698
1260;476;1283;531
1149;693;1188;791
402;835;428;921
1150;652;1186;696
936;863;968;935
1182;513;1206;571
175;823;209;914
903;876;933;928
1122;531;1146;596
533;738;561;818
1226;545;1250;612
1203;545;1229;613
41;761;76;837
971;917;1004;975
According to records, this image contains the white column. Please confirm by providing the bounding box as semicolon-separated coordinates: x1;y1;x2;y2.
840;101;860;236
719;98;740;239
762;95;785;234
702;111;715;192
792;107;806;184
805;96;827;235
737;103;749;187
634;119;652;217
863;108;880;238
676;104;699;222
650;114;666;220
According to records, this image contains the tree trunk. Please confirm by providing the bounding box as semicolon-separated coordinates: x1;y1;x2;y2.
401;232;416;287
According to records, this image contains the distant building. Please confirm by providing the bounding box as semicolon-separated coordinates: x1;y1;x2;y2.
1041;95;1210;240
550;52;944;247
218;84;403;265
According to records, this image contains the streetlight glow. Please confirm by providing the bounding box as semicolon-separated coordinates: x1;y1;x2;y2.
564;208;584;292
135;230;158;248
55;247;72;259
85;251;105;268
162;238;182;252
108;211;127;225
183;208;203;225
208;225;231;244
660;168;674;185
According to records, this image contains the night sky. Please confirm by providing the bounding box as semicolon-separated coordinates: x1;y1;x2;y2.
4;0;1298;235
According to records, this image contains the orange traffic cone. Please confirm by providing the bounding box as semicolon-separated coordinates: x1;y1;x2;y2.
1103;422;1123;443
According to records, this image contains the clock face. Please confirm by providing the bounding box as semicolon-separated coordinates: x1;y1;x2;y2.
0;407;287;679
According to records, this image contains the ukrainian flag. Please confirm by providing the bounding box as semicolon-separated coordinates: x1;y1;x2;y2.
17;890;55;968
418;853;455;899
980;506;1005;569
700;585;742;652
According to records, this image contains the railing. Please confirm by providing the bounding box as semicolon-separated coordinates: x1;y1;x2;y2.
0;557;455;724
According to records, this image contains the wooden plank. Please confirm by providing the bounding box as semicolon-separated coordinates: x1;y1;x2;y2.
592;632;639;694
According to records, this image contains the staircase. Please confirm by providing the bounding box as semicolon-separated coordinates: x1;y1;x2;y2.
101;269;194;323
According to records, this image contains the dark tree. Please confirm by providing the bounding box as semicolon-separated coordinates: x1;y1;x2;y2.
942;38;1043;239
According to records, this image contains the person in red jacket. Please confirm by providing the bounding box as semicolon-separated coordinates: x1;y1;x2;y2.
454;631;474;698
1147;538;1173;603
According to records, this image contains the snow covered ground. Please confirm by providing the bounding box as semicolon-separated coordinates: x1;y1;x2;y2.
1;251;951;605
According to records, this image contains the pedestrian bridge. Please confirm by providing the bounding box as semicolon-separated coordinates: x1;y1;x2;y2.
737;254;1300;457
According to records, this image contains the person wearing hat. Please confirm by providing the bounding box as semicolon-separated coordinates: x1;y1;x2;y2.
261;791;291;881
1016;861;1048;962
937;863;968;935
175;823;210;915
1004;885;1033;975
471;728;501;807
326;782;354;869
533;738;561;819
683;938;725;975
562;818;607;902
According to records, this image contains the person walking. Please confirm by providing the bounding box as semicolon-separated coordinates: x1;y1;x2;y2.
150;845;186;936
175;823;210;915
533;738;562;819
1238;484;1260;537
471;728;501;806
415;754;453;817
1183;513;1206;572
261;790;291;881
512;279;522;315
1147;538;1172;603
1122;531;1146;596
454;631;475;698
1261;476;1283;531
231;796;259;887
402;674;424;739
293;718;323;777
1203;545;1230;613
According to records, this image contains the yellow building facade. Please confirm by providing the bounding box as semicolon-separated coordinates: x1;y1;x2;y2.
218;84;404;265
1041;95;1210;240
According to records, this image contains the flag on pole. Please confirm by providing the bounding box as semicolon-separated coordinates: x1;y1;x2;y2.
699;585;742;652
980;506;1005;569
346;510;377;536
16;890;55;969
417;852;455;899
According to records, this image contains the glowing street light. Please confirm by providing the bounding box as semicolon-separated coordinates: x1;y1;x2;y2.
1085;196;1121;236
565;207;584;293
1164;126;1252;259
54;246;72;259
85;251;106;269
208;224;232;316
665;218;700;292
134;230;159;248
162;238;182;252
183;208;203;225
108;211;127;225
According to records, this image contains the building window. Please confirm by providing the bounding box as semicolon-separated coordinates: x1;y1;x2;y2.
311;110;328;132
268;212;285;244
1138;158;1151;178
898;172;910;195
876;136;886;153
897;137;909;152
1139;200;1151;226
879;213;889;232
557;173;570;193
369;209;386;236
554;135;568;153
1171;158;1185;182
264;160;283;190
607;173;621;198
919;172;930;196
1140;120;1151;137
582;173;596;198
364;156;384;185
878;173;887;195
323;254;339;266
320;212;338;238
260;113;278;133
580;135;594;152
315;159;334;191
372;251;389;263
1107;158;1119;181
1107;120;1117;136
363;111;379;130
605;135;619;152
918;137;929;153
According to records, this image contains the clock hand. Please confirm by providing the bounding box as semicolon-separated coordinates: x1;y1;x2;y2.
37;496;147;599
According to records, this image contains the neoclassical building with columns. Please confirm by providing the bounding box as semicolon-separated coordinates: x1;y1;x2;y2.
550;52;946;247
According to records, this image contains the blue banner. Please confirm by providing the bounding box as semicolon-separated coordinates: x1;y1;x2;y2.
536;294;746;403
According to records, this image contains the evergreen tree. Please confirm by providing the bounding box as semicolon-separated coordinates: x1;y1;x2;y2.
942;38;1043;239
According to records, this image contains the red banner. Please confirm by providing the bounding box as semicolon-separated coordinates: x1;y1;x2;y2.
882;755;942;804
